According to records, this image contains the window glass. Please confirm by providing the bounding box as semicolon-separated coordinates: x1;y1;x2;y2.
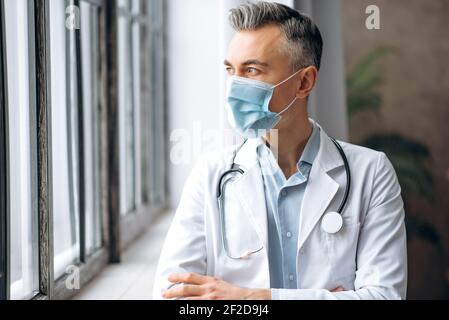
80;1;102;255
4;0;39;300
49;0;80;279
118;0;166;215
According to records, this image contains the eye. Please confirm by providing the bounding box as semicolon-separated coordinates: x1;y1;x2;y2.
246;67;259;75
225;67;235;75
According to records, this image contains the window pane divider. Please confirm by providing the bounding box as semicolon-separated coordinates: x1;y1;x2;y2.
35;0;54;299
105;0;121;263
73;0;87;264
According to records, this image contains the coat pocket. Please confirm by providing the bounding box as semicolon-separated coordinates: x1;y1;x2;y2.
323;217;360;284
219;185;264;259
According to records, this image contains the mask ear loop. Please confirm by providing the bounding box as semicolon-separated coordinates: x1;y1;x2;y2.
269;68;304;116
278;96;298;115
272;68;303;89
270;69;302;115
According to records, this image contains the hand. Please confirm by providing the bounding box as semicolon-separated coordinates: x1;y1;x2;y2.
331;287;344;292
163;272;271;300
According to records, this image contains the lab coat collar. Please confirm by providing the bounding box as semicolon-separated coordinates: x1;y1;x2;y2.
233;119;345;173
231;119;346;254
313;120;345;172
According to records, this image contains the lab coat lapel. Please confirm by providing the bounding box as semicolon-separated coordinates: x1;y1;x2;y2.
232;139;268;251
228;124;345;256
297;125;344;251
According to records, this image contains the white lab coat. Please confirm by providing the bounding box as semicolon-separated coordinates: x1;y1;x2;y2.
153;121;407;300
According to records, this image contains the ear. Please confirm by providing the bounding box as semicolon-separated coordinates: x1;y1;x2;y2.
295;66;318;99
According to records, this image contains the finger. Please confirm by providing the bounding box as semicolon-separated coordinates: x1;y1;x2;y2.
168;272;212;285
185;296;208;300
163;284;204;299
331;286;344;292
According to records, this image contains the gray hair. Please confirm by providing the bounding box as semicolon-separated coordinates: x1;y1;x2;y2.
229;1;323;70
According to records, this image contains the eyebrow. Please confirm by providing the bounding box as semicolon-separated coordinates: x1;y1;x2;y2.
224;59;270;67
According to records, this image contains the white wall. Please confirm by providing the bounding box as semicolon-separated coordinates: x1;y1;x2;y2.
166;0;223;207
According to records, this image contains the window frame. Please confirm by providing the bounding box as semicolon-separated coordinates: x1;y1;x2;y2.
32;0;110;300
34;0;51;300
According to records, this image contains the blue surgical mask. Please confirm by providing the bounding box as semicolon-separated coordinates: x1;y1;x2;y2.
225;69;301;138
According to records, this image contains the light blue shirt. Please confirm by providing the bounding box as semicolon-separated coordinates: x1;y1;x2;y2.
256;123;320;300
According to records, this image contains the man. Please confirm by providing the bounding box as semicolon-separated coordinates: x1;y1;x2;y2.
154;2;407;300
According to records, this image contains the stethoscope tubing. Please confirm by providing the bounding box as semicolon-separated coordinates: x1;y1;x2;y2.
216;136;350;259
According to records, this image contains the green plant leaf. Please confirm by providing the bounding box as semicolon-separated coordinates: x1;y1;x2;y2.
347;46;396;117
347;46;394;88
347;90;382;115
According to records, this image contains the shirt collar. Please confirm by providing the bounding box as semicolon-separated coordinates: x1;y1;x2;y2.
298;121;320;166
255;121;321;168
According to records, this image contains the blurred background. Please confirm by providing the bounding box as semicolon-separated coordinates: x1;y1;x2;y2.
0;0;448;300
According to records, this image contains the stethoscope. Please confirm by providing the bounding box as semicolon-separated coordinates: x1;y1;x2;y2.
216;137;351;260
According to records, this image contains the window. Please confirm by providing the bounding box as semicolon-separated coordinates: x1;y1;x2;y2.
48;0;106;284
139;0;166;208
3;0;39;300
49;0;81;280
0;0;167;300
117;0;167;247
46;0;104;284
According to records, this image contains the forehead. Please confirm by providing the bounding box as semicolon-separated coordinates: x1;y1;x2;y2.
227;24;288;65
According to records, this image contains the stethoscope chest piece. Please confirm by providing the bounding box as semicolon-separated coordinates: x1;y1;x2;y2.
321;212;343;234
